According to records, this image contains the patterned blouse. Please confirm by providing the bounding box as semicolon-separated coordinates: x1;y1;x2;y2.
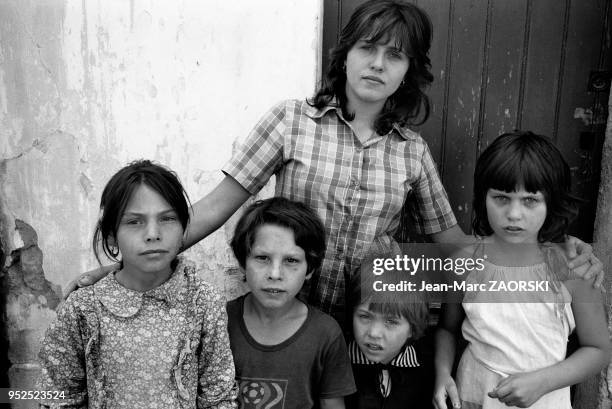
38;257;238;409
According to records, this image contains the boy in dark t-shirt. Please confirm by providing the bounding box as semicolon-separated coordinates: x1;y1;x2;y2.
227;198;356;409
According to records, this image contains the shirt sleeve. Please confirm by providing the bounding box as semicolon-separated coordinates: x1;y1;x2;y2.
411;142;457;235
318;326;357;399
197;290;238;409
37;294;88;408
222;101;287;195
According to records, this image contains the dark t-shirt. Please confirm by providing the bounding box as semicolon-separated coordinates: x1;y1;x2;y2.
227;295;356;409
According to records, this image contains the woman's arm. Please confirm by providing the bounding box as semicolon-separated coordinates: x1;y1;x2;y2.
433;302;464;409
488;280;610;407
430;224;471;244
184;175;250;250
430;226;603;287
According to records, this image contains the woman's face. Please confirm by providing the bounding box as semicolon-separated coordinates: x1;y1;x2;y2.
344;37;410;112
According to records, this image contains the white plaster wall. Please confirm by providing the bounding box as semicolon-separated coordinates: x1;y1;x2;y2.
0;0;322;395
1;0;321;287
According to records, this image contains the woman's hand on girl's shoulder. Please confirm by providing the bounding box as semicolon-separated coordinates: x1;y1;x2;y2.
432;374;460;409
63;264;117;300
562;236;604;288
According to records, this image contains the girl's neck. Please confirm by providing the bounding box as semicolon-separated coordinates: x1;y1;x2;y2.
485;236;544;266
115;264;173;292
244;293;304;323
243;293;308;345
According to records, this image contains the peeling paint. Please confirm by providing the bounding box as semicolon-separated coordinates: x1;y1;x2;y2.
5;219;62;367
78;172;93;197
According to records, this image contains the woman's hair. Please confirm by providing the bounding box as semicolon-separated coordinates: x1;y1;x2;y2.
348;254;429;340
230;197;326;275
93;159;191;264
472;131;580;242
310;0;433;134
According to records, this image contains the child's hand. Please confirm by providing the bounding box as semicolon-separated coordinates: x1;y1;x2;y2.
433;375;461;409
487;372;545;408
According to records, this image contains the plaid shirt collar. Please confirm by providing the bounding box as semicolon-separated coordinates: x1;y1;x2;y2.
303;101;418;141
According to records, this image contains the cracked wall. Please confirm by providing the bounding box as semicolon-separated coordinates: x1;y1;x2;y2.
0;0;322;401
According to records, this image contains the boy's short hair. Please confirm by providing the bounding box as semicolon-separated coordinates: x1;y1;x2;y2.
230;197;326;275
349;254;429;340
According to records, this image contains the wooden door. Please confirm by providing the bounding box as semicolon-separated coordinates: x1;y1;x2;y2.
323;0;612;241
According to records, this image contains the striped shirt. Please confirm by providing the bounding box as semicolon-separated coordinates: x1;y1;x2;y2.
223;99;456;316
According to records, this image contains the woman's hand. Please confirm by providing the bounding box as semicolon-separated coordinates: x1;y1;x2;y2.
564;236;604;288
62;264;116;299
488;371;546;408
433;374;461;409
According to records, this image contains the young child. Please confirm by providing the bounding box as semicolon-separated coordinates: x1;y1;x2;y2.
433;131;610;409
38;160;237;408
346;255;434;408
226;197;356;409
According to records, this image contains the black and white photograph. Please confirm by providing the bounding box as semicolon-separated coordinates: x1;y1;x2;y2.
0;1;610;408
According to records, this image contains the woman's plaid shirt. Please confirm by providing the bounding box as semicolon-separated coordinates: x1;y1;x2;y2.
223;99;457;316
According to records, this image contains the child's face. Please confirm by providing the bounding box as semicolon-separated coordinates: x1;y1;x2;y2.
353;303;412;364
485;187;547;244
244;224;311;311
115;184;184;278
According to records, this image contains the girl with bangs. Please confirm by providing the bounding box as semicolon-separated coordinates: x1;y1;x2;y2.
433;132;609;409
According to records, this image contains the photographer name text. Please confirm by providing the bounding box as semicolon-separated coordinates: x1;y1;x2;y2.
373;280;550;292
